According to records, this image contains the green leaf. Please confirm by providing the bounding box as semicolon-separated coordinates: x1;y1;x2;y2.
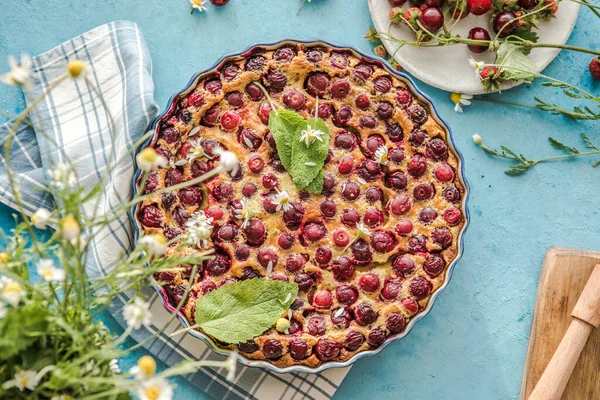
195;279;298;344
511;27;539;54
548;137;580;154
495;43;538;83
289;117;330;189
268;109;306;172
306;170;324;194
0;302;47;360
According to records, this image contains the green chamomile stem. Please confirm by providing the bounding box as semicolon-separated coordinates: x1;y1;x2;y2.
297;0;308;15
168;324;201;338
577;0;600;17
475;97;538;109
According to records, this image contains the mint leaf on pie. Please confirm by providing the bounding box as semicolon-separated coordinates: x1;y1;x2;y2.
268;109;305;171
306;170;324;194
195;278;298;344
495;43;537;82
289;117;330;189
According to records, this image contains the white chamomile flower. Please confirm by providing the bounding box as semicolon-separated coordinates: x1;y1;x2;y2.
186;140;208;164
136;376;173;400
225;351;238;382
355;223;370;238
451;93;473;113
31;208;52;229
3;370;39;391
109;359;121;374
234;198;257;229
374;145;388;165
213;148;239;175
0;276;26;307
472;134;483;145
48;163;77;190
185;210;214;248
298;124;326;147
139;234;168;256
137;148;168;172
0;302;6;319
123;297;152;330
190;0;208;12
271;188;292;212
37;259;65;282
468;57;485;79
0;54;36;91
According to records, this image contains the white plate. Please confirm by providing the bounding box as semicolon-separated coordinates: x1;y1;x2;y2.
368;0;579;94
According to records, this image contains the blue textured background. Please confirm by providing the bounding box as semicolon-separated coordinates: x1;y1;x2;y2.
1;1;599;399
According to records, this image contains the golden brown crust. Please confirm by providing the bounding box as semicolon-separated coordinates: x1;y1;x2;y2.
138;43;466;368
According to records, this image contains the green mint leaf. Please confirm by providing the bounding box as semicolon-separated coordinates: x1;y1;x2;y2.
495;43;538;83
548;137;580;154
195;278;298;344
289;117;330;189
306;170;324;194
268;109;305;172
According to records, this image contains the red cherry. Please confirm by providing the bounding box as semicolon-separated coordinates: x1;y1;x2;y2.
210;0;229;5
402;298;420;315
467;0;492;15
258;102;271;125
395;220;414;236
434;163;455;182
312;290;333;309
589;57;600;80
355;93;371;109
443;207;462;226
493;12;518;38
468;27;491;53
205;206;224;221
420;7;444;33
220;110;240;130
338;156;354;175
333;229;350;247
359;273;380;293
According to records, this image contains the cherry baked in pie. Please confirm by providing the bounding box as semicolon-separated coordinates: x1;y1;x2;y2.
137;42;466;368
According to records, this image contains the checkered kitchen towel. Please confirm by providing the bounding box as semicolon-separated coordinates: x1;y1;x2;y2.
0;21;349;400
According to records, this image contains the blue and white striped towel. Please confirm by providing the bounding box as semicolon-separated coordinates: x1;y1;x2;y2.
0;21;349;400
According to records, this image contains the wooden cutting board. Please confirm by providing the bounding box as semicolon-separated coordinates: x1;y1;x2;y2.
520;247;600;400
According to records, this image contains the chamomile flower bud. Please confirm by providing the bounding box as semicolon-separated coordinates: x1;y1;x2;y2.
275;318;290;333
31;208;51;229
137;148;168;172
139;234;168;256
472;134;483;145
67;60;86;78
137;355;157;377
0;252;9;265
60;215;80;241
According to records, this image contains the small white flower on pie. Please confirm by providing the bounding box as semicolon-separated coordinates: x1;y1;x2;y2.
217;150;239;175
0;276;26;307
451;93;473;113
187;140;208;164
355;223;370;238
298;124;326;147
136;376;173;400
31;208;52;229
0;54;36;91
137;148;168;172
374;145;388;165
140;234;168;256
472;134;483;145
123;297;153;330
185;210;214;248
37;259;65;282
468;57;486;79
190;0;208;12
225;351;238;382
272;188;292;212
48;163;77;190
3;370;39;391
234;198;257;229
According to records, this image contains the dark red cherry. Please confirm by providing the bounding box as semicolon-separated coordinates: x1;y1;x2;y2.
322;173;336;195
356;159;382;182
359;115;377;129
244;218;267;247
234;244;250;261
263;339;283;359
241;267;261;280
413;182;435;201
225;91;244;108
370;230;397;253
320;199;337;220
341;209;360;228
359;273;380;293
373;76;392;93
205;206;224;221
467;0;492;14
140;205;163;228
201;105;220;127
172;206;190;227
408;234;428;254
409;276;433;299
204;251;231;277
216;223;238;242
204;77;222;94
191;159;214;178
258;102;271;125
424;253;446;277
307;313;326;335
387;313;407;333
245;82;264;101
363;208;384;228
393;255;416;277
419;207;438;224
334;131;357;150
402;298;420;315
386;123;404;142
330;52;349;69
380;279;402;300
435;163;455;182
285;254;307;273
333;229;350;247
420;7;444;32
306;72;330;97
242;183;257;197
178;187;201;206
385;171;408;191
443;185;461;203
519;0;539;9
351;239;372;265
355;93;371;109
295;272;315;291
303;221;327;242
238;128;263;150
443;206;462;226
306;48;324;62
330;307;352;328
314;246;333;265
426;138;449;160
396;87;413;107
344;331;365;351
365;135;385;156
331;79;351;99
333;106;353;126
144;173;159;194
160;192;175;209
376;101;394;120
199;279;218;295
290;340;308;360
247;155;265;174
238;340;259;354
212;182;234;202
353;64;374;81
341;181;361;201
261;173;278;189
408;154;428;178
331;256;355;281
283;203;305;229
257;247;278;269
189;91;205;108
338;156;355;175
312;290;333;309
220;110;241;131
274;47;296;63
288;318;302;334
388;147;405;164
432;227;453;249
282;88;306;110
314;338;340;361
245;55;266;71
367;328;387;347
317;103;333;119
407;104;428;126
336;285;358;305
165;169;182;187
263;69;287;92
468;27;491;53
278;232;295;250
355;302;378;326
494;12;518;37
